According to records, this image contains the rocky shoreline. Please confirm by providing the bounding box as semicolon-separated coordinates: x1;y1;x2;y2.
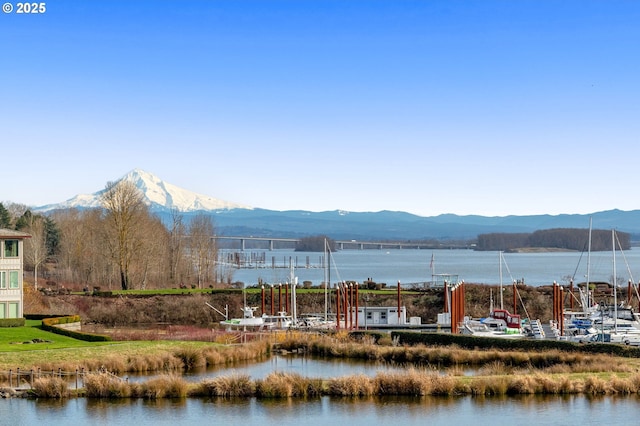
0;387;28;398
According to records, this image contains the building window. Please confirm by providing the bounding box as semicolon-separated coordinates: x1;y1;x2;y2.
381;312;387;320
0;303;5;318
9;271;18;289
8;302;18;318
0;272;5;289
4;240;18;257
366;311;372;320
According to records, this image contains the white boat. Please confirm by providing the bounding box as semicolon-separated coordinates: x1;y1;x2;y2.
220;307;295;330
462;308;526;338
262;311;294;329
568;229;640;343
578;331;640;346
462;253;530;338
299;314;335;329
220;306;266;329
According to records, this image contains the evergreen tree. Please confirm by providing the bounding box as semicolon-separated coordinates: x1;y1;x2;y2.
14;209;32;230
44;216;61;256
0;203;10;228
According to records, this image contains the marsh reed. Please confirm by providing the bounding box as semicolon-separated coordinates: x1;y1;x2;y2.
277;334;635;374
18;332;640;399
4;340;271;378
28;370;640;399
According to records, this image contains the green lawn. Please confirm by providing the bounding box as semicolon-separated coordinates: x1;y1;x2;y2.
0;322;214;370
0;320;112;352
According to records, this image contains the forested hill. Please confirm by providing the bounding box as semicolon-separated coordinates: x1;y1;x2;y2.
476;228;630;252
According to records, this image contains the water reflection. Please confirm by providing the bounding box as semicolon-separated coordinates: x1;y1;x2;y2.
7;354;640;425
4;393;640;425
126;353;414;383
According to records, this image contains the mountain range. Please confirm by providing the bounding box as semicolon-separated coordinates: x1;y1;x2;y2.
35;169;640;242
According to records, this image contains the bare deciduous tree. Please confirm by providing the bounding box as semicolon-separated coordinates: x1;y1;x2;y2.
21;212;48;290
168;208;187;285
187;213;217;288
53;209;106;287
101;180;147;290
134;214;168;290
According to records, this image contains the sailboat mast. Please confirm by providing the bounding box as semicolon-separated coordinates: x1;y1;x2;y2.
586;217;592;308
290;262;297;325
613;229;617;332
429;252;435;283
499;251;504;310
324;239;328;322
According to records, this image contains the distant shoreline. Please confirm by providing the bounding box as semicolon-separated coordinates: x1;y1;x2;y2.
505;247;577;253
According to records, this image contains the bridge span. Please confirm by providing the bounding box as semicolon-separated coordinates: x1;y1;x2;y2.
212;236;460;251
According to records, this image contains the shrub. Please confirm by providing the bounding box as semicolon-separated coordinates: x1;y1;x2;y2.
583;376;608;394
0;318;25;327
136;375;188;399
32;377;69;398
374;370;432;396
191;373;254;397
255;372;317;397
327;374;374;396
83;373;131;398
173;347;206;370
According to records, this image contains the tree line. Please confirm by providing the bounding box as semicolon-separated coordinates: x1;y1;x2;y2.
476;228;631;252
294;236;336;252
1;181;229;291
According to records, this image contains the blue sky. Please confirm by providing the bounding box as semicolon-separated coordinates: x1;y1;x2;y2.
2;1;639;217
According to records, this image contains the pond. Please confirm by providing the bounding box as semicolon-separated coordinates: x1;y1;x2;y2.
125;353;419;383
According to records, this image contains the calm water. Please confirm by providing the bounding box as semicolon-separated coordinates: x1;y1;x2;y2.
3;393;639;425
126;354;412;383
226;248;640;287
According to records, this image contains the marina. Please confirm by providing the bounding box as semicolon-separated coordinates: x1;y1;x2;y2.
214;246;640;342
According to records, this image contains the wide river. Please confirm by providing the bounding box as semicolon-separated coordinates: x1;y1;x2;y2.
224;247;640;287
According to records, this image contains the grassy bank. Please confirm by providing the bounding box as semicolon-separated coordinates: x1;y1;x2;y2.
5;325;640;399
30;369;640;399
0;322;271;372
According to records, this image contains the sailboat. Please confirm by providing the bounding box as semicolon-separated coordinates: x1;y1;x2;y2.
217;279;294;330
301;239;337;329
570;229;640;345
561;218;602;339
461;252;527;338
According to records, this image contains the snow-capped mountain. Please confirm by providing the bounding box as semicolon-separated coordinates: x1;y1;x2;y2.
36;169;252;213
30;169;640;241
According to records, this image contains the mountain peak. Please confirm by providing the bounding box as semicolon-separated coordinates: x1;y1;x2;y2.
36;169;252;213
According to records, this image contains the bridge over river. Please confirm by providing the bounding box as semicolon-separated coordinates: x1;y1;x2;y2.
212;236;468;251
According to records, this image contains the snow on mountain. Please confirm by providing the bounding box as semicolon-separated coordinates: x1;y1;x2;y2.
36;168;252;213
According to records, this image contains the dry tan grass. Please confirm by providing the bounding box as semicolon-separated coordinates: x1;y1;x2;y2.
281;334;636;375
478;361;513;376
16;330;640;399
83;372;132;398
134;374;188;399
190;373;254;397
173;347;207;370
327;374;375;396
583;376;610;394
126;352;184;373
32;376;69;398
27;368;640;399
255;372;322;397
374;369;433;395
